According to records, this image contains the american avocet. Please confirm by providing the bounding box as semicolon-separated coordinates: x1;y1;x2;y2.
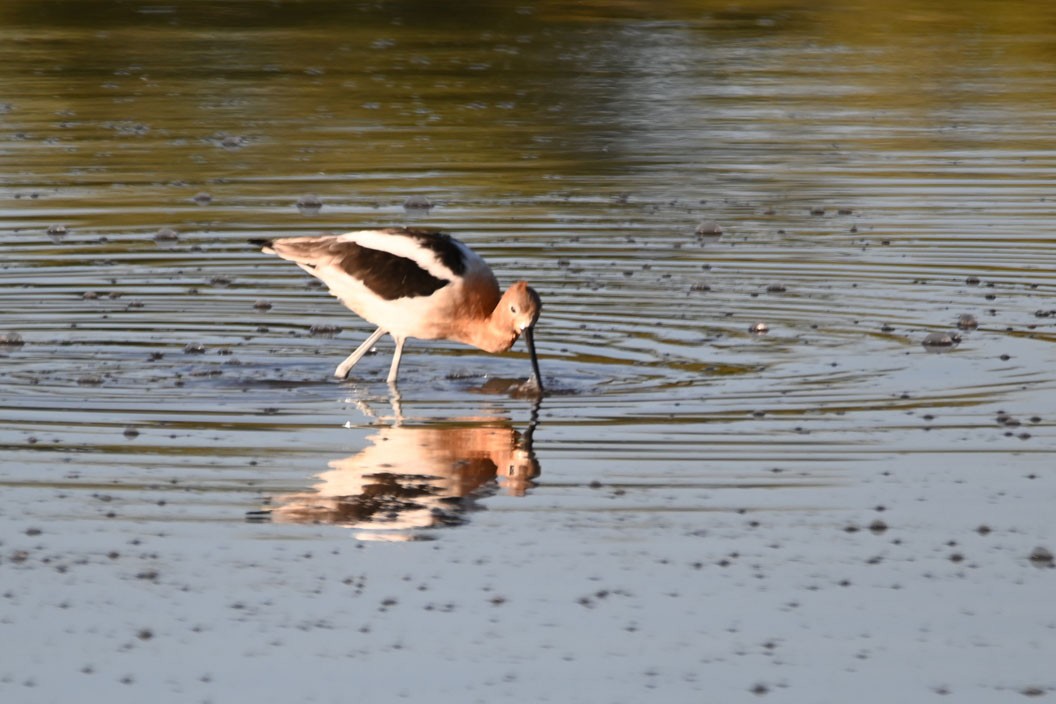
254;228;543;390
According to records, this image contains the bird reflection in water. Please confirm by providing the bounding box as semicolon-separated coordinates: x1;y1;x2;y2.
253;401;540;541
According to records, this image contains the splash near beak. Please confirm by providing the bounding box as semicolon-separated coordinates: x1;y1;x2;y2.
523;326;543;393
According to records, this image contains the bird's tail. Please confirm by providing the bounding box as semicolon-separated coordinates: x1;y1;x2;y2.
251;235;347;268
248;238;276;254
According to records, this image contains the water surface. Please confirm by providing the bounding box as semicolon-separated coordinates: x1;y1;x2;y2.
2;1;1055;701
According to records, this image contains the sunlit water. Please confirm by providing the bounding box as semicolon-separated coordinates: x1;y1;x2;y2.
2;2;1055;701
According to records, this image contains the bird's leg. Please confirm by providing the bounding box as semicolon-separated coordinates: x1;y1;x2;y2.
335;327;387;379
386;335;407;386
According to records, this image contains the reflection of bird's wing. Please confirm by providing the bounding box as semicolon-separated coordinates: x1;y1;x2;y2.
268;419;538;529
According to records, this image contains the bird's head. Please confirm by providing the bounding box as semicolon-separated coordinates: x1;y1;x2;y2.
499;281;543;392
500;281;542;334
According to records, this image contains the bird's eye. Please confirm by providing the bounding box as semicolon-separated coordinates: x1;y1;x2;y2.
510;304;518;314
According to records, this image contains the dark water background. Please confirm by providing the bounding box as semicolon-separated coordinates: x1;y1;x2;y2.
2;1;1055;701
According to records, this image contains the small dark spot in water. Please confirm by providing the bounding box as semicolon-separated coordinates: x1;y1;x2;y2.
965;276;981;285
957;314;978;330
210;276;233;287
135;569;159;581
1021;686;1046;697
0;332;24;347
192;192;211;204
136;628;153;640
869;520;888;534
123;426;139;438
403;195;433;210
220;135;246;149
253;300;272;310
154;227;179;244
999;354;1012;361
1029;547;1054;567
183;343;206;354
921;332;960;350
689;283;711;292
749;682;769;695
694;220;722;236
47;224;68;240
949;552;964;563
880;324;895;332
77;375;103;386
837;208;853;215
809;206;825;216
148;352;163;361
296;194;323;213
748;322;769;334
308;324;341;338
766;284;786;293
82;291;100;300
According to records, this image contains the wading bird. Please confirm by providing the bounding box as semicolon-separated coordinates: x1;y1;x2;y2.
253;228;543;390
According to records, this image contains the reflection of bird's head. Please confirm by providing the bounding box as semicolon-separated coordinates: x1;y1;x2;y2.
498;444;540;497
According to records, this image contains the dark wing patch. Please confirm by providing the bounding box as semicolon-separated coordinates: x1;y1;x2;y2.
380;228;468;277
336;242;450;300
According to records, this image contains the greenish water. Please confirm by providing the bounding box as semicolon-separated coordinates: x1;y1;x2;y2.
2;2;1055;701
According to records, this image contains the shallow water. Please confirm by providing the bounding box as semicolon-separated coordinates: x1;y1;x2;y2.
2;1;1056;701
